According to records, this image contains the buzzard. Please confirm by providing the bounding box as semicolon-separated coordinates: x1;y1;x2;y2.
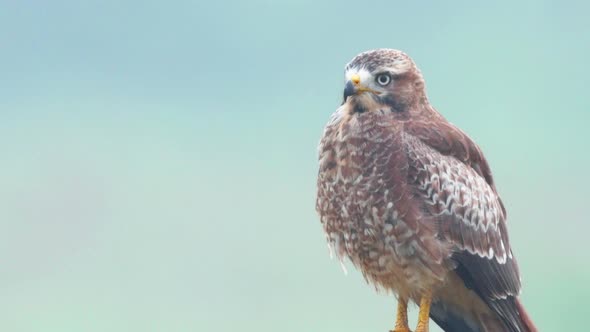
316;49;537;332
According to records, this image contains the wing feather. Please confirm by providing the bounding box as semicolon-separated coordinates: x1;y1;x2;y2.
403;121;527;331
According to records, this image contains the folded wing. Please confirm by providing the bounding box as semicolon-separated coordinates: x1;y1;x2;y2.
404;120;530;331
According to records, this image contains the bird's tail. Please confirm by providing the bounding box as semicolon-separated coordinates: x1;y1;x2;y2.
430;296;537;332
485;296;537;332
428;276;537;332
514;298;537;332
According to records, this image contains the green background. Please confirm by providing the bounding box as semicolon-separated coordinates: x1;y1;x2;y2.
1;1;588;331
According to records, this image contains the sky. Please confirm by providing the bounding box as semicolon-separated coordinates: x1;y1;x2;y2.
1;1;589;331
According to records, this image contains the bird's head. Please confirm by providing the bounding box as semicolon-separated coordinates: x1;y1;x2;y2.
343;49;427;115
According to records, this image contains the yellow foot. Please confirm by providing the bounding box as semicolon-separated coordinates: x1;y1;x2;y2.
390;328;412;332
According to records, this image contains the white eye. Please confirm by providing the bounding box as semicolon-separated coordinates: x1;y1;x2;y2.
376;73;391;86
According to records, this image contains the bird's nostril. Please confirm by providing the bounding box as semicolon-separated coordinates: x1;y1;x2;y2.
351;74;361;85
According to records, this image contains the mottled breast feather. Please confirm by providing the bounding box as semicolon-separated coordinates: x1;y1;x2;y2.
316;109;452;297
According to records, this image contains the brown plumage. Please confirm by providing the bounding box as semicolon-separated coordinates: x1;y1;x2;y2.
316;49;537;332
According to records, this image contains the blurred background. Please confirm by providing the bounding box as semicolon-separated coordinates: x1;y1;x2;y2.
1;1;588;331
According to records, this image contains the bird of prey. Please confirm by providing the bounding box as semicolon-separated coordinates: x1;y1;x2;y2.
316;49;537;332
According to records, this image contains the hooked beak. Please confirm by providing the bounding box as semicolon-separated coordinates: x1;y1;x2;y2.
343;74;378;100
343;80;357;100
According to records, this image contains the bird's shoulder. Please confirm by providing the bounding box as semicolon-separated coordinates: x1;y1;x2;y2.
402;115;497;192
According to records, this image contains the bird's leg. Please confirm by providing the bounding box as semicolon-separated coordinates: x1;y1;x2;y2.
414;290;432;332
390;297;411;332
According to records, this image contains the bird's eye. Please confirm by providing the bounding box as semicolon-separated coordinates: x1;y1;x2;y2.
376;73;391;86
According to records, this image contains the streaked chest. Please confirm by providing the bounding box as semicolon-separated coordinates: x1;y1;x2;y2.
316;110;407;252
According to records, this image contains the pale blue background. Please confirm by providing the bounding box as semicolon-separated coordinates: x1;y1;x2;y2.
1;1;588;331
